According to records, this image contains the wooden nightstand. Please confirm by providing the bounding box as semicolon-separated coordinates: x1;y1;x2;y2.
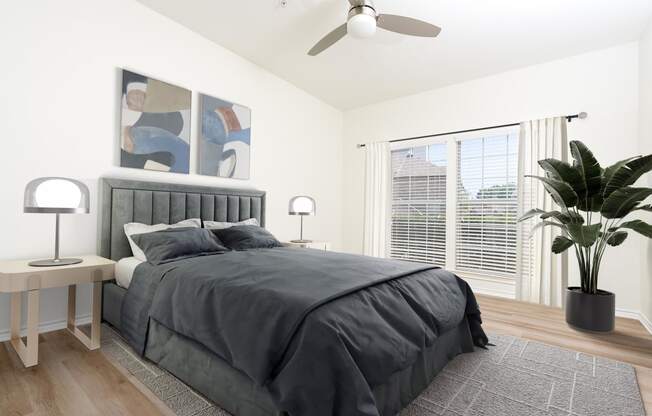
0;255;115;367
283;241;331;251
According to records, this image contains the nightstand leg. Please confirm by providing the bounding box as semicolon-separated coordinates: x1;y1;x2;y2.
67;285;76;331
9;290;39;367
25;290;39;366
90;281;102;348
10;292;21;340
67;281;101;350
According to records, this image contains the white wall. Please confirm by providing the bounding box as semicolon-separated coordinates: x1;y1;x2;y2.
640;20;652;329
0;0;343;338
342;43;642;312
1;1;648;337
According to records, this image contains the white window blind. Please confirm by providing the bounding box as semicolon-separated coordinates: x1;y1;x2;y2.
390;144;447;266
456;134;519;277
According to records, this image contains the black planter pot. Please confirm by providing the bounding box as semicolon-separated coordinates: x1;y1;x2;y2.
565;287;615;332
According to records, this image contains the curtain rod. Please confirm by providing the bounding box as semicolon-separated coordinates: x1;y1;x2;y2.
356;112;588;148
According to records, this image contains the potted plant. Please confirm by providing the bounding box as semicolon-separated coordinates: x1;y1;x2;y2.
519;141;652;332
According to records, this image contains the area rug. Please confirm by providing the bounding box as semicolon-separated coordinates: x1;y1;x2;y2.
100;325;646;416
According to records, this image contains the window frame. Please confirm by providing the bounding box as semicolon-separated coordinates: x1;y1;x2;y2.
389;126;520;281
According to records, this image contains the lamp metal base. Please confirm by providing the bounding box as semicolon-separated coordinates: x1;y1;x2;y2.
29;258;83;267
290;239;313;243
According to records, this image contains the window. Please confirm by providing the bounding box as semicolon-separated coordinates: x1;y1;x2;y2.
456;134;519;276
390;144;447;266
389;129;520;280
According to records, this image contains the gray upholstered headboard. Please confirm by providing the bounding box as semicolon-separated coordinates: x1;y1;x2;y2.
99;178;266;261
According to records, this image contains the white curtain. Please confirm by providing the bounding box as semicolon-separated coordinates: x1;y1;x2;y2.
517;117;569;307
363;142;391;257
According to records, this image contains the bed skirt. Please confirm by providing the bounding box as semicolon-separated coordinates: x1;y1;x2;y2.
144;318;475;416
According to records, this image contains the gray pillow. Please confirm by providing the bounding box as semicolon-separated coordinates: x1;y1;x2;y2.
131;227;229;265
211;225;282;250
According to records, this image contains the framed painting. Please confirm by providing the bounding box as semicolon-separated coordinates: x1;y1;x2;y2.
199;93;251;179
120;70;191;174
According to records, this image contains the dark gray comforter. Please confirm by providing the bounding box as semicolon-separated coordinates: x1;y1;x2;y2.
122;247;487;416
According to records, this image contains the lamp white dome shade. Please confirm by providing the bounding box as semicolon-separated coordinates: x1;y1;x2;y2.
347;12;376;38
24;177;90;213
288;196;316;215
36;179;82;208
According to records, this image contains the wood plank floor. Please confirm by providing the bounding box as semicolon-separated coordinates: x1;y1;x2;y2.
0;329;171;416
0;295;651;415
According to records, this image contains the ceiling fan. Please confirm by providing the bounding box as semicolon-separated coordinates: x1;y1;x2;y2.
307;0;441;56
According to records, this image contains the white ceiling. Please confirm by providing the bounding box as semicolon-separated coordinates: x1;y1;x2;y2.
137;0;652;110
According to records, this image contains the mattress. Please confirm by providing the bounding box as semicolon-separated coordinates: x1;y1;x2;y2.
115;256;143;289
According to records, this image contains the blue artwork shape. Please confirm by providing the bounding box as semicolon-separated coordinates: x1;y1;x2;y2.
199;93;251;179
130;126;190;173
120;70;191;174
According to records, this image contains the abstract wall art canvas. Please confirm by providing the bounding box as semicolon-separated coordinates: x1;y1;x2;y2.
120;70;191;174
199;93;251;179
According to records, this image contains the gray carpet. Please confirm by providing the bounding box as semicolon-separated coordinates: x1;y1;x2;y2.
100;325;646;416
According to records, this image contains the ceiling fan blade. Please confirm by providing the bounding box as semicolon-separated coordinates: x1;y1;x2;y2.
308;23;347;56
377;14;441;37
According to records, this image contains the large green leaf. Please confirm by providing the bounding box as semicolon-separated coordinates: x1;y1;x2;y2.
551;236;574;253
529;220;564;237
569;141;603;198
525;175;578;209
577;193;603;213
603;154;652;198
606;231;628;246
538;159;585;195
518;208;545;222
595;157;639;211
566;223;601;247
602;157;638;196
601;187;652;218
619;220;652;238
633;204;652;212
540;210;584;224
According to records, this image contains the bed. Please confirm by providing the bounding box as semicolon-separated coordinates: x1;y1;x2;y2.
99;178;487;416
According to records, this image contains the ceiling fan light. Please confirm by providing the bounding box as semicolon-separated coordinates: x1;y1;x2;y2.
347;12;376;39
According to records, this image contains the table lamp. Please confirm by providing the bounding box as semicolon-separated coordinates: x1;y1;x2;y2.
288;196;315;243
24;177;90;266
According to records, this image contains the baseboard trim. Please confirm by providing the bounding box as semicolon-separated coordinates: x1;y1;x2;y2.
615;307;641;320
639;312;652;335
464;277;516;300
615;308;652;335
0;314;92;342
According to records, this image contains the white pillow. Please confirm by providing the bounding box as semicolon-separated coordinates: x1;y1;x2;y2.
203;218;259;230
124;218;201;261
